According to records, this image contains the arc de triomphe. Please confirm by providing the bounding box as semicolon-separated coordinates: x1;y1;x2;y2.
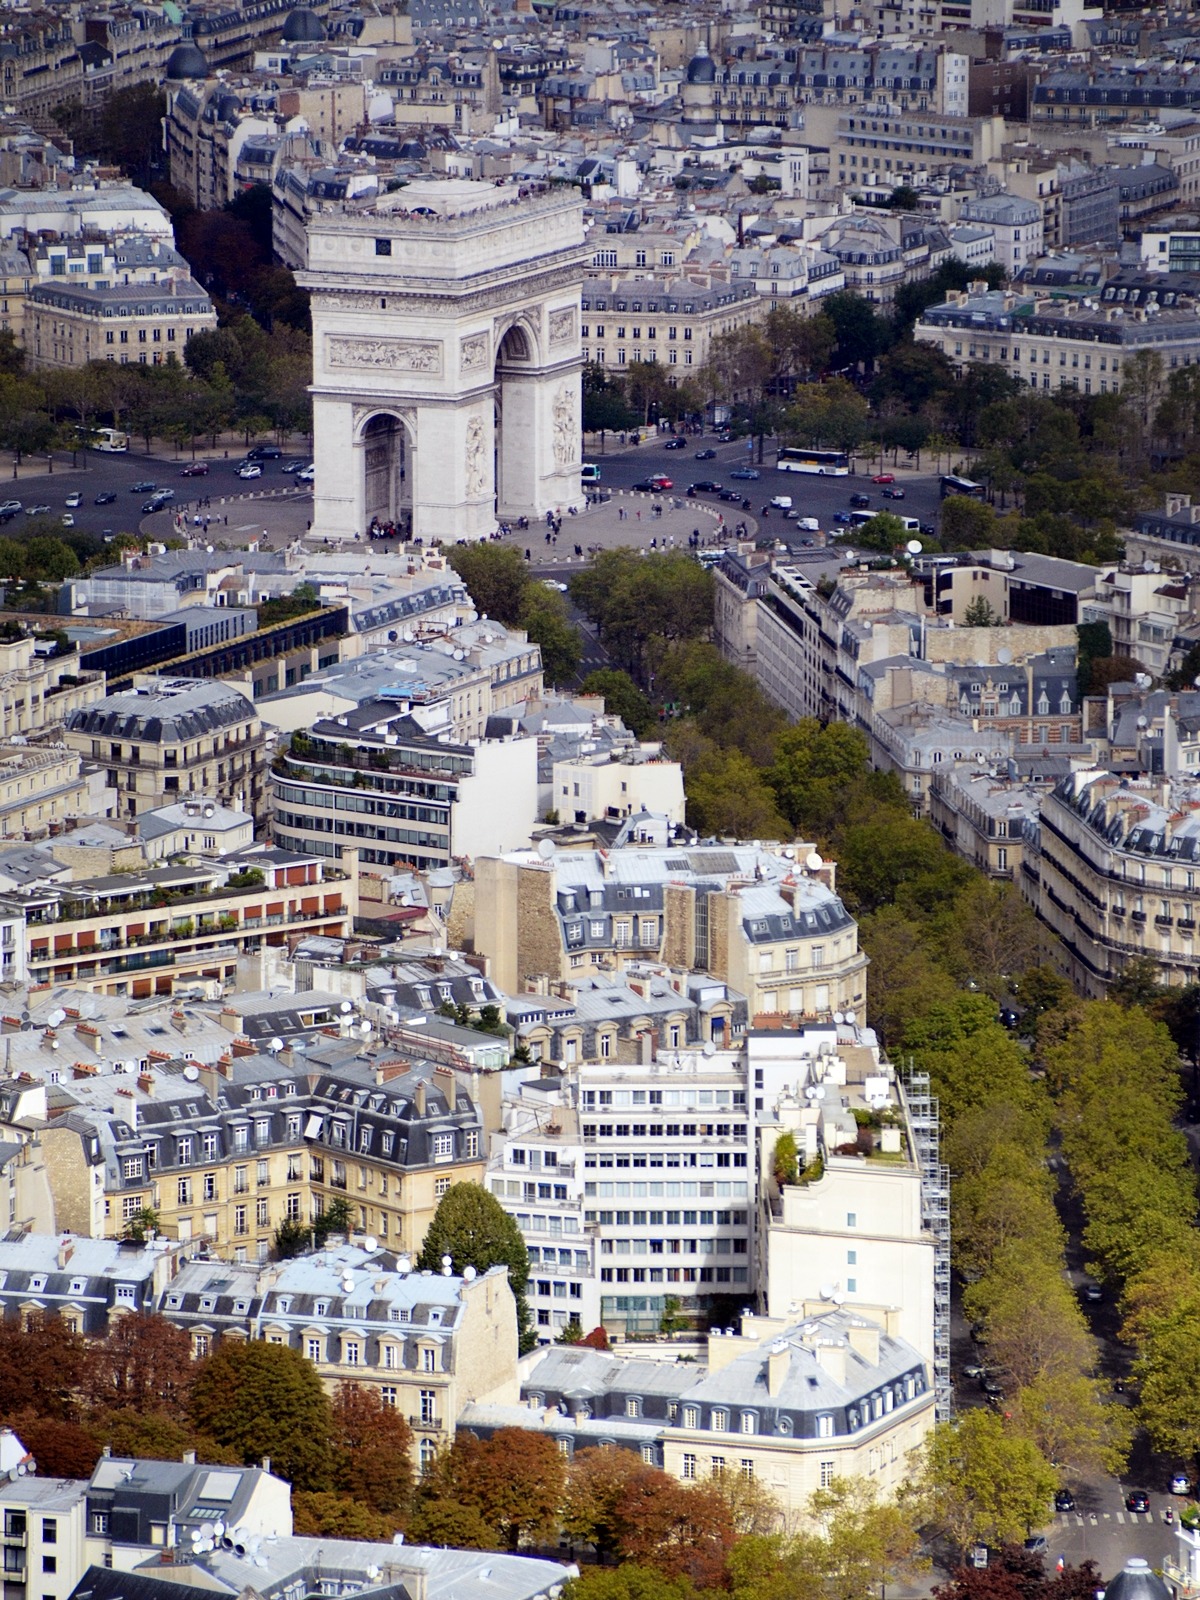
299;180;586;544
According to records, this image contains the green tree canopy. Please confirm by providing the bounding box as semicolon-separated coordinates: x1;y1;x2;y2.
417;1182;532;1350
189;1339;332;1490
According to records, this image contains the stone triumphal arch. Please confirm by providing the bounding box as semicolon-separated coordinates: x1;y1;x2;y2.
299;180;587;544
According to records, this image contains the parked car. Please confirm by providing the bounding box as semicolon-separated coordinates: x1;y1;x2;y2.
180;462;210;477
664;437;685;450
980;1376;1004;1397
1055;1490;1076;1513
1172;1475;1192;1497
64;491;82;508
920;521;937;536
872;472;895;484
849;492;871;509
881;486;906;499
246;444;282;460
1082;1283;1102;1303
962;1363;985;1380
1126;1491;1151;1513
729;467;760;481
94;491;117;505
237;462;263;479
695;447;716;460
131;480;156;493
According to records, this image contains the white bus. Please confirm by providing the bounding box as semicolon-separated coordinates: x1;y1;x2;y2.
777;447;851;476
82;427;129;453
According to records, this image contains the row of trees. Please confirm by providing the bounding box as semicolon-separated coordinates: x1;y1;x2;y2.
445;543;582;687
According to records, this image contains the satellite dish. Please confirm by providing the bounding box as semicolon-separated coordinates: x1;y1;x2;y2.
905;538;922;554
183;1064;200;1081
340;1001;353;1014
191;1529;203;1544
46;1007;66;1027
397;1254;412;1274
268;1037;284;1054
703;1039;716;1056
213;1523;225;1540
360;1019;372;1035
997;646;1013;664
537;837;556;860
831;1292;845;1306
806;851;823;871
441;1254;453;1268
364;1236;378;1253
463;1264;477;1281
819;1283;834;1299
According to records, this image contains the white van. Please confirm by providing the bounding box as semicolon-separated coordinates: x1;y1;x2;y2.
770;495;793;510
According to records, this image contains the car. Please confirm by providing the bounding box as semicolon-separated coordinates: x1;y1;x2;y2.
0;500;21;520
719;489;743;502
297;464;315;482
540;579;568;592
689;481;723;494
999;1007;1021;1029
920;521;937;536
969;1547;989;1571
94;491;116;505
1172;1475;1192;1497
1055;1490;1076;1513
1024;1537;1048;1555
962;1363;985;1380
664;437;685;450
142;498;167;513
1126;1491;1151;1514
60;513;74;527
980;1376;1004;1397
649;475;673;491
695;448;716;460
833;511;853;525
246;444;282;460
280;460;304;473
64;491;82;508
881;486;906;499
770;495;793;510
715;429;733;442
237;463;263;479
155;488;175;503
131;480;156;493
23;504;50;516
729;467;760;481
180;462;210;477
872;472;896;484
849;492;871;509
1082;1283;1102;1303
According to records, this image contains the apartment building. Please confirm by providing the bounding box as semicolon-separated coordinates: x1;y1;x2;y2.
462;1305;933;1511
0;636;104;741
30;1037;486;1259
160;1244;518;1467
0;744;96;841
801;104;1006;192
580;274;761;377
0;1233;181;1333
1024;759;1200;994
928;766;1043;878
26;273;216;370
1127;493;1200;574
271;705;537;873
915;285;1200;395
64;678;266;822
5;847;354;998
474;843;868;1028
0;1449;289;1600
957;193;1043;273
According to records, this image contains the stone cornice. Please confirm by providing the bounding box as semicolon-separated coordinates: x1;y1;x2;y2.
299;255;587;312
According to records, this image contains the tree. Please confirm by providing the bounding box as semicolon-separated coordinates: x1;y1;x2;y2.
934;1547;1103;1600
10;1413;102;1478
189;1339;333;1490
562;1446;649;1556
87;1312;195;1413
838;815;971;917
821;291;889;371
1075;620;1114;697
772;1129;800;1187
808;1476;924;1600
582;363;636;437
580;670;656;738
683;745;787;839
520;584;583;687
291;1493;398;1542
86;1410;237;1466
767;719;871;839
963;597;1001;627
0;1312;91;1420
941;496;999;549
564;1566;694;1600
447;544;530;627
330;1383;414;1516
569;550;714;684
313;1195;355;1247
611;1470;734;1587
909;1410;1057;1557
845;511;906;555
889;184;920;210
421;1430;565;1551
417;1183;532;1350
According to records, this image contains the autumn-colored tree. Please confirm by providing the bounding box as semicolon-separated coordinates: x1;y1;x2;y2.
189;1340;332;1490
292;1493;399;1542
934;1546;1102;1600
434;1430;565;1551
405;1494;496;1550
562;1446;650;1556
0;1312;91;1419
87;1410;238;1466
580;1326;610;1351
612;1469;735;1588
12;1412;102;1477
329;1384;414;1517
87;1313;195;1413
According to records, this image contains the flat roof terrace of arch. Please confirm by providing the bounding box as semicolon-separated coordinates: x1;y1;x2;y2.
301;184;586;289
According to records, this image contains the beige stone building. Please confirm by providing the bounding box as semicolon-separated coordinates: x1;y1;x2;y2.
0;742;95;840
26;273;216;370
64;677;265;822
581;271;762;378
0;636;105;740
928;766;1042;879
473;843;868;1027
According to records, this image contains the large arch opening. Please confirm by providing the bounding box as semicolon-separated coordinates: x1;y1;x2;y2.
494;322;535;518
361;412;412;535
